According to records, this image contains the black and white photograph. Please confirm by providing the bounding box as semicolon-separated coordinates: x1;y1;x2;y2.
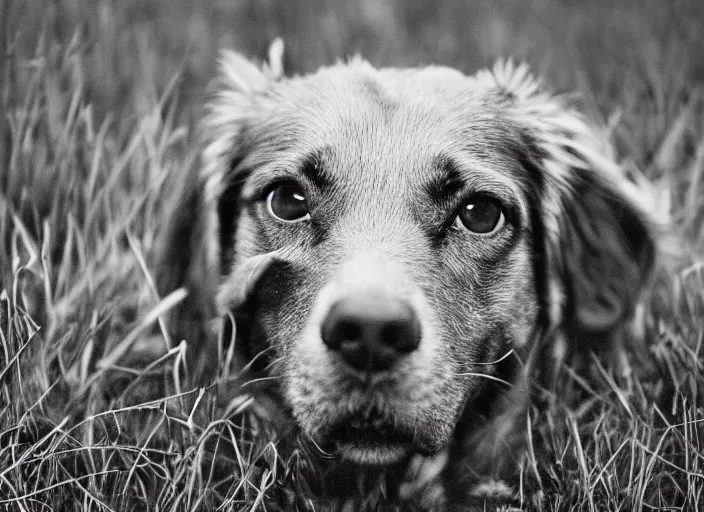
1;0;702;510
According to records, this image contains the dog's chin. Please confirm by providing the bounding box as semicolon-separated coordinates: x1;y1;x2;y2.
319;417;433;466
337;442;411;465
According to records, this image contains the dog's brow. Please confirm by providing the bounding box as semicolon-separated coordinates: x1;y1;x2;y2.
423;154;528;216
425;158;466;201
299;151;332;191
240;150;333;200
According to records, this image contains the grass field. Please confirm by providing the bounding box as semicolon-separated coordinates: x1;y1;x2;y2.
1;0;703;510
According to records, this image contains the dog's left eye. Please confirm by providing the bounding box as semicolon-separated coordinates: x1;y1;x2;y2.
453;196;505;234
266;183;310;223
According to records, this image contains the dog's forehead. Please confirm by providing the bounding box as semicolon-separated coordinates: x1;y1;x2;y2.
265;63;506;145
238;61;534;202
306;62;476;105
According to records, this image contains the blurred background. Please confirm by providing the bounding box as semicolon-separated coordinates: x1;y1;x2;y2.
3;0;703;142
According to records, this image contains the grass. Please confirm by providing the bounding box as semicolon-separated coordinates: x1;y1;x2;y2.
0;0;703;510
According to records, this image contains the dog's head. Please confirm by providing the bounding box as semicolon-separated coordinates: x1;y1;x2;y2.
195;48;656;466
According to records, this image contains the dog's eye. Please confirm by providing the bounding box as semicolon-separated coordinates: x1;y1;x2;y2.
266;183;310;223
454;196;505;234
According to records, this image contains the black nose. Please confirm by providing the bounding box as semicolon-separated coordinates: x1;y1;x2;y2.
320;295;421;372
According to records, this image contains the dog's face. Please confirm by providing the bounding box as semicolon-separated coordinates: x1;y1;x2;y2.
201;53;655;465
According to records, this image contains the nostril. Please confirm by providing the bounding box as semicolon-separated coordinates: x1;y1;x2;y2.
380;319;420;353
336;320;363;346
321;309;363;350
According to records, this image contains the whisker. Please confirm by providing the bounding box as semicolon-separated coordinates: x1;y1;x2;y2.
241;375;281;387
304;432;334;458
454;372;514;387
263;355;286;371
236;345;276;374
465;349;516;366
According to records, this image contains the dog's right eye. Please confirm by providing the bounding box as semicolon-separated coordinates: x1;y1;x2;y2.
266;183;310;223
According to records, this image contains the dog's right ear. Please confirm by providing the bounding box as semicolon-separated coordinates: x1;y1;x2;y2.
201;42;285;272
155;43;284;375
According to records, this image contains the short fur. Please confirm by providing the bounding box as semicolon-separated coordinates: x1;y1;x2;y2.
160;44;659;510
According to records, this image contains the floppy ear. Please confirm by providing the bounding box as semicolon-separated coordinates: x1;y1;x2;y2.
555;170;655;334
454;61;660;490
201;42;284;273
473;60;657;343
155;43;284;374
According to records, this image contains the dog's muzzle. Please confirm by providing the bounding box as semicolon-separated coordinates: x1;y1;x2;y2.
320;293;422;372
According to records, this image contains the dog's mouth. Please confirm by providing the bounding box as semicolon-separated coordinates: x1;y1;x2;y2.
321;410;419;464
330;417;413;446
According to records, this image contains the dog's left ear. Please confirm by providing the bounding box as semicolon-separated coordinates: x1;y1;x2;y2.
553;170;655;335
473;61;657;342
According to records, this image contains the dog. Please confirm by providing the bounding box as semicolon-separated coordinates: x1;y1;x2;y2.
159;41;659;510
